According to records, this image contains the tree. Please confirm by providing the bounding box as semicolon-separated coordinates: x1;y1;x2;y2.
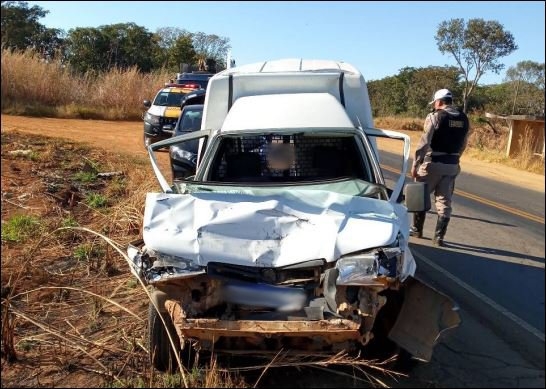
435;18;517;113
65;23;157;73
368;66;462;117
65;27;111;73
1;1;65;57
168;35;196;72
33;27;66;60
504;61;545;115
191;31;230;71
400;66;462;116
101;23;155;72
153;27;196;72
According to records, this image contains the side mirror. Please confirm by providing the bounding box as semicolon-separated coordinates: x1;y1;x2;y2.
143;100;151;108
404;182;431;212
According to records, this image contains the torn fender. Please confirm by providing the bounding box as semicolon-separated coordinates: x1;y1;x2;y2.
388;276;461;361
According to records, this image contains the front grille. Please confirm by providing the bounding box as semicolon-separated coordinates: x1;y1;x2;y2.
207;261;321;287
160;117;178;126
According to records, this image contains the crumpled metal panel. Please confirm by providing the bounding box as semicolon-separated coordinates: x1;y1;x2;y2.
388;276;462;362
142;190;415;279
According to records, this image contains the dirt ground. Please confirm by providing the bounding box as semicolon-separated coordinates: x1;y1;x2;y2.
1;114;544;192
0;114;544;388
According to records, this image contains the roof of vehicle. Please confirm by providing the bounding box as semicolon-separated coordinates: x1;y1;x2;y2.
177;71;215;80
183;103;204;109
202;58;374;134
221;93;354;132
159;85;200;93
217;58;360;75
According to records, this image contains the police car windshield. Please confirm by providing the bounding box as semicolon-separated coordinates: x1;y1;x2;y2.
153;92;185;107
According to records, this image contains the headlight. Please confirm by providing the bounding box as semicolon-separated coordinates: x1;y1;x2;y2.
170;147;197;165
144;112;160;125
147;252;205;283
154;252;202;271
377;247;403;277
336;253;379;285
335;247;403;285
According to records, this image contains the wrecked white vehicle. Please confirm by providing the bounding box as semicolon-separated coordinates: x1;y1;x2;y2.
127;59;461;372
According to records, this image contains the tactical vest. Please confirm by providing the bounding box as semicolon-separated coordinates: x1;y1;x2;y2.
430;109;469;154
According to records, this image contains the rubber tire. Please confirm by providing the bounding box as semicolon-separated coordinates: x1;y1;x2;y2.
148;302;180;372
359;288;417;373
144;134;152;149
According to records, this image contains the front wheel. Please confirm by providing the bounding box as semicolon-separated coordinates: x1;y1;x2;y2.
148;302;198;372
359;288;417;373
143;134;152;149
148;302;180;372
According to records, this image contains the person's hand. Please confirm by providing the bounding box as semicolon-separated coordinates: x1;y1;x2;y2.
410;165;417;179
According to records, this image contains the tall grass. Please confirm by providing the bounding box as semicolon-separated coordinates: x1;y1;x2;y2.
514;126;545;172
1;48;172;120
375;115;544;175
2;48;543;174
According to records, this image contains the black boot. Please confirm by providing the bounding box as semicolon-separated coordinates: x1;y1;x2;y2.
433;216;450;247
409;212;426;239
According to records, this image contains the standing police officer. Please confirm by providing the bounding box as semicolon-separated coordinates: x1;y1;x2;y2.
410;89;470;246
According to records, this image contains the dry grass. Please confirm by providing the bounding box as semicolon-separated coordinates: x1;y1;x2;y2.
1;48;171;120
1;48;543;174
375;116;544;175
1;131;401;388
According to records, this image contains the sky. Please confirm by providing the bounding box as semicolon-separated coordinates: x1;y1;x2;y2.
27;1;545;85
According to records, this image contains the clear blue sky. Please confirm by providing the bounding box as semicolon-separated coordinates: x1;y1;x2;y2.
28;1;545;85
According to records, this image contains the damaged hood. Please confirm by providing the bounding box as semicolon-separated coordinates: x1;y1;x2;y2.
143;189;407;268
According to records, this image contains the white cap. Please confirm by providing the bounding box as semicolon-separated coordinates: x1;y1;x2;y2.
429;88;452;105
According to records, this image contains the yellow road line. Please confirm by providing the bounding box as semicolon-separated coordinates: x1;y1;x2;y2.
381;165;545;224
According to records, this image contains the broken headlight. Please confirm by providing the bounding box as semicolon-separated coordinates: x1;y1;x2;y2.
336;244;403;285
148;251;205;282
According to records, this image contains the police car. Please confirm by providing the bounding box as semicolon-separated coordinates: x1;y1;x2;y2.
142;83;201;148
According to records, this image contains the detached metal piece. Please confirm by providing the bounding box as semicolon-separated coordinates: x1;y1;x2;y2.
388;276;461;361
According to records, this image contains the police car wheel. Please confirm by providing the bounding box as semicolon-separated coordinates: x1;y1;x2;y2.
144;134;152;149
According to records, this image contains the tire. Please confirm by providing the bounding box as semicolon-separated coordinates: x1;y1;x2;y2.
359;288;417;373
148;302;197;372
148;302;180;372
144;134;152;149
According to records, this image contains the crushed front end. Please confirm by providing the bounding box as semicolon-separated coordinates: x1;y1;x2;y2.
128;181;461;365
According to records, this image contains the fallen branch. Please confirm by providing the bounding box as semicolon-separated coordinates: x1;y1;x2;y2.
97;171;124;178
2;198;30;209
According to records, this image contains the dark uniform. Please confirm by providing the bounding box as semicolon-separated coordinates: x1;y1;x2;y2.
411;104;470;246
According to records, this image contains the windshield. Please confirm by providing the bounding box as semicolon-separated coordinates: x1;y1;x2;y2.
205;133;371;182
171;131;386;199
174;106;203;135
153;91;185;107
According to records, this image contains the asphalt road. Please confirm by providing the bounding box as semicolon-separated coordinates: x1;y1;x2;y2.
377;149;545;388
